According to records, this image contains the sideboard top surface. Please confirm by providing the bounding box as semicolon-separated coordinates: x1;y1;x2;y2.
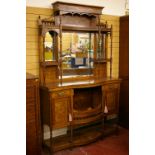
42;77;121;91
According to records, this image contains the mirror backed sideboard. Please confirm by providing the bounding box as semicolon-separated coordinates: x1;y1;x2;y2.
27;1;122;154
37;1;121;153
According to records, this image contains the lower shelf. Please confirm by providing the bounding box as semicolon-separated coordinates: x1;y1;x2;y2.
44;126;102;152
43;122;118;152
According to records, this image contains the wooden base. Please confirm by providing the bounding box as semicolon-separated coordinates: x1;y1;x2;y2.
43;123;118;152
44;125;102;152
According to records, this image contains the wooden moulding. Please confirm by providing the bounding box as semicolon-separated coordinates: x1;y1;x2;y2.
38;2;111;34
39;24;111;35
61;26;111;32
52;1;104;15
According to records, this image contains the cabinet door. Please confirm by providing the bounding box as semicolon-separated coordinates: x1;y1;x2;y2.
51;90;72;129
52;97;70;129
103;83;120;115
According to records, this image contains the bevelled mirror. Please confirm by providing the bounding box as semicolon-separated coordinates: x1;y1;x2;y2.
60;32;95;78
44;32;55;61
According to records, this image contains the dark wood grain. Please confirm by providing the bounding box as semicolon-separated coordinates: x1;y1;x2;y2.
26;73;41;155
119;16;129;129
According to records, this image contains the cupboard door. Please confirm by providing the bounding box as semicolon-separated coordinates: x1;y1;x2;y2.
51;89;72;129
103;84;120;115
51;97;70;129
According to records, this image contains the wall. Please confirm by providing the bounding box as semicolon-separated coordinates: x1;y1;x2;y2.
26;7;119;78
26;7;52;75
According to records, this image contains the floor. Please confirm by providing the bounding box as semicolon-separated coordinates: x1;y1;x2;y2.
43;127;129;155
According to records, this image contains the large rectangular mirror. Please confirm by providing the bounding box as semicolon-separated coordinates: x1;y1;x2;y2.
60;32;95;77
43;31;106;79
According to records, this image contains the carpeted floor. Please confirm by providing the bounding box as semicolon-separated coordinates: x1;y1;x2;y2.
43;127;129;155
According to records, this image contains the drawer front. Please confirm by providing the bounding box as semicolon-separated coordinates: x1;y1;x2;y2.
51;89;72;98
102;83;120;91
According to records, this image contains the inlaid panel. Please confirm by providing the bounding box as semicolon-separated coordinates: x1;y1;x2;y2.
52;97;69;129
102;83;120;115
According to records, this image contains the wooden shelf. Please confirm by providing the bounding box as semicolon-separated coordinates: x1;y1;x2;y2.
44;124;103;152
43;122;118;152
61;26;111;32
39;24;111;33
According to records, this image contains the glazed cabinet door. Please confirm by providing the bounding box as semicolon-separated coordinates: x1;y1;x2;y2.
51;89;73;129
102;83;120;115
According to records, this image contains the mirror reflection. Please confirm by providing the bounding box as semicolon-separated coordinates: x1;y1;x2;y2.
61;32;94;76
44;32;55;61
43;31;106;78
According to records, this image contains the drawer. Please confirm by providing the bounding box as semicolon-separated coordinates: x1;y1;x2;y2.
102;83;120;91
51;89;72;98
